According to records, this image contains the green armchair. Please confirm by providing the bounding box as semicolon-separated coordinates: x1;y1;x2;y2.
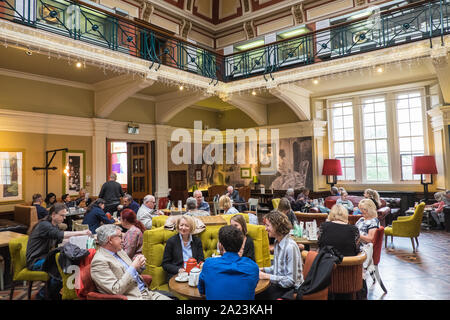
384;202;425;253
142;214;270;291
9;235;49;300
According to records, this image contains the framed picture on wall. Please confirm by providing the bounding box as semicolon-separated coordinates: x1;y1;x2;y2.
63;150;86;196
195;169;203;182
0;151;24;203
240;167;251;179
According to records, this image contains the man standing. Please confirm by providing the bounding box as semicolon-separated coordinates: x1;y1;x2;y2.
98;173;124;214
136;195;164;229
193;190;210;213
90;224;171;300
198;225;259;300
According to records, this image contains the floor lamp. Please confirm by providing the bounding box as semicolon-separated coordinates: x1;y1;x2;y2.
322;159;342;188
412;155;437;203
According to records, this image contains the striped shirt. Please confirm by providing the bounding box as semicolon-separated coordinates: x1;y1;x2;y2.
263;234;304;289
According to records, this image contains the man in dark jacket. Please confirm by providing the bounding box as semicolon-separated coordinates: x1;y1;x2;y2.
98;173;124;214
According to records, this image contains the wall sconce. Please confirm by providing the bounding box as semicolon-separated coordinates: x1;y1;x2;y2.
63;164;70;177
127;122;139;134
32;148;68;195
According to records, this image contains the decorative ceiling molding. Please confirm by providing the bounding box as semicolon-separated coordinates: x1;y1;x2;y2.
243;20;256;39
291;2;305;25
180;18;192;38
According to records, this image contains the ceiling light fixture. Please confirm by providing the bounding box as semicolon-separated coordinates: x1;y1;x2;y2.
377;67;383;73
252;90;256;96
179;85;184;91
76;62;82;68
25;50;32;56
313;79;319;84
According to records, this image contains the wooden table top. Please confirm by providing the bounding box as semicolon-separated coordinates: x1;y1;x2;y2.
169;275;270;300
197;215;227;226
0;231;26;247
291;235;318;245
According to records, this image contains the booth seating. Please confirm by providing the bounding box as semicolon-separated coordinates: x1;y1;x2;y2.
316;195;395;227
205;185;227;202
0;205;38;234
142;213;271;291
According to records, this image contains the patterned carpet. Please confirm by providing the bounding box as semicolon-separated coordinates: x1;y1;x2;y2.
1;229;449;300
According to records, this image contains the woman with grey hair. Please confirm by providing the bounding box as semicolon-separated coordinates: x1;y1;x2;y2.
185;197;210;216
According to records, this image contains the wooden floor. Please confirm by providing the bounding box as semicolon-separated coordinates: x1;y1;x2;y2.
1;229;449;300
368;229;450;300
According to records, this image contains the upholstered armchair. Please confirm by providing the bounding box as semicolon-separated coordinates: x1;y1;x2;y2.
384;202;425;253
301;250;366;299
9;235;49;300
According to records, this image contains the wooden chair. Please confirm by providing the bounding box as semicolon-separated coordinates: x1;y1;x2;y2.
72;220;89;231
294;212;328;227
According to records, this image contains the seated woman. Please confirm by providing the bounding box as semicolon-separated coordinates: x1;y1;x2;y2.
44;192;57;209
62;193;75;208
336;191;354;213
218;195;239;214
430;191;446;230
277;198;297;228
318;204;360;256
257;211;303;300
162;215;205;281
353;188;381;215
296;187;312;212
121;208;146;260
229;214;255;261
82;198;117;234
355;199;380;298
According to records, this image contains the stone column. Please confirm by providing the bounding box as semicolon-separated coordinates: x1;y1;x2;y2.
92;118;109;195
154;125;172;199
427;105;450;190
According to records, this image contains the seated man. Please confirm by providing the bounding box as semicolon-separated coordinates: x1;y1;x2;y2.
32;193;50;220
75;188;92;208
136;195;164;229
193;190;210;213
90;224;171;300
185;197;210;216
120;194;140;214
224;186;240;203
26;203;91;299
198;225;259;300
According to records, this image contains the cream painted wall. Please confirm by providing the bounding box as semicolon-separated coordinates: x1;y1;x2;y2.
267;102;301;126
0;131;92;212
0;75;94;117
217;109;257;129
167;107;219;129
108;97;156;124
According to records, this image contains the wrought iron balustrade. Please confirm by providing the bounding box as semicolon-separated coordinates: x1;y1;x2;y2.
0;0;449;84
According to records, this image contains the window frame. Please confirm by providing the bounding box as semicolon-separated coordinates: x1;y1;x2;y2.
327;86;428;185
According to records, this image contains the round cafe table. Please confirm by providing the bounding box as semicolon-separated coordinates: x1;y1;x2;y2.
168;275;270;300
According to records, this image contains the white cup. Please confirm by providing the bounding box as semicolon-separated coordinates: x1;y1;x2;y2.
178;271;188;281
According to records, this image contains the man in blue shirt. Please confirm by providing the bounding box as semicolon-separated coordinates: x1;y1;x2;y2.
32;193;49;219
198;225;259;300
120;194;140;214
194;190;210;213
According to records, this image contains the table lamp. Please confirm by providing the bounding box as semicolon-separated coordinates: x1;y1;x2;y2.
412;155;437;203
322;159;342;188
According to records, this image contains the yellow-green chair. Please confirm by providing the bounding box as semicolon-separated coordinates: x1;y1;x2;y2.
272;198;281;210
9;235;49;300
384;202;425;253
55;252;78;300
151;215;170;229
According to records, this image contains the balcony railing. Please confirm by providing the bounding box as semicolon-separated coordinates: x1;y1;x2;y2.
0;0;449;84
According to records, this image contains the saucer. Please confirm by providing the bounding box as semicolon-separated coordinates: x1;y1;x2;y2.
175;276;188;282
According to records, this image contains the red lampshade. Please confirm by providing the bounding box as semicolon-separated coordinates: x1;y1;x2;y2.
412;156;437;174
322;159;343;176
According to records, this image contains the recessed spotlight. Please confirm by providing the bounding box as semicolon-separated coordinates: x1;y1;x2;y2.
179;85;184;91
313;79;319;85
76;62;82;68
252;90;256;96
25;50;32;56
377;67;383;73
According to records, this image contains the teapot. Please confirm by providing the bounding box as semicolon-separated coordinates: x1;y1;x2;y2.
188;267;201;287
185;258;199;274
